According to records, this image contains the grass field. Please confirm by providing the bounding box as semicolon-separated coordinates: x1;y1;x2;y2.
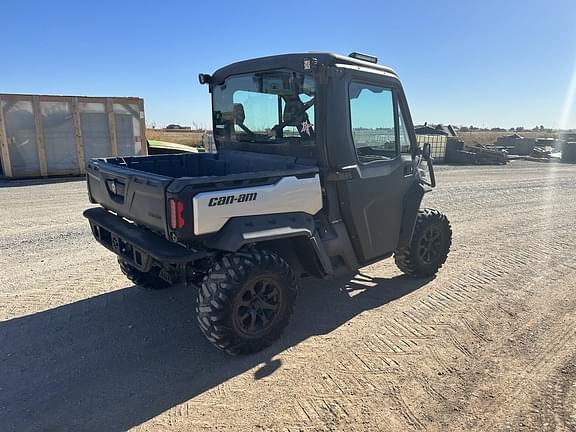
147;128;558;148
146;129;204;146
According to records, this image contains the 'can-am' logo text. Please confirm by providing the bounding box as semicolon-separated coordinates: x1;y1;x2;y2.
208;192;258;207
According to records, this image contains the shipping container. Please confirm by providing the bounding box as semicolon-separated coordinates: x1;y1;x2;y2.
0;94;147;178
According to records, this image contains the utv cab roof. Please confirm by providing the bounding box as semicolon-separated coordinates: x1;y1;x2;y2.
209;52;398;84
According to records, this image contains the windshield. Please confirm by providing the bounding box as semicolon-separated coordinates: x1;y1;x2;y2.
212;69;317;159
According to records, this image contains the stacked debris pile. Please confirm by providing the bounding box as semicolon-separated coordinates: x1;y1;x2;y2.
535;138;559;148
520;147;561;163
530;147;553;159
495;133;536;155
445;138;508;165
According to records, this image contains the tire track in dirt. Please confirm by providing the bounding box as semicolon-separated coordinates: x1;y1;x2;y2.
323;201;576;429
478;283;576;430
424;260;576;431
297;250;557;429
552;359;576;431
389;384;425;430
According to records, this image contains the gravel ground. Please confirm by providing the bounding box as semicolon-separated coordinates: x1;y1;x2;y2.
1;161;575;431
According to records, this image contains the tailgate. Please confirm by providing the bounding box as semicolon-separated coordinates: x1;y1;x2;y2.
86;159;173;235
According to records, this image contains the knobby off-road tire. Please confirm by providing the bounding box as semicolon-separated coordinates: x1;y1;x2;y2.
394;208;452;277
118;258;171;290
197;249;297;355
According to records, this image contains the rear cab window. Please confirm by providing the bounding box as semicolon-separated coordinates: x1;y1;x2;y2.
212;70;317;160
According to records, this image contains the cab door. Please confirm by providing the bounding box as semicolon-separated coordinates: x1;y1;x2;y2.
336;75;416;264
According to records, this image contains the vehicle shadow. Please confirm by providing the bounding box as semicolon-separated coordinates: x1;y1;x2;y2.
0;273;431;431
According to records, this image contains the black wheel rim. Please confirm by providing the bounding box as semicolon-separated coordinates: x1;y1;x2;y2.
234;277;282;338
418;226;443;264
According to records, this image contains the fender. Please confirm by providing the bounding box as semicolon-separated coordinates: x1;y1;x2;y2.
203;212;334;277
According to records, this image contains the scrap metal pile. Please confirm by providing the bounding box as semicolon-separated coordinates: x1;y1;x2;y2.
415;125;575;165
529;146;554;160
415;124;508;165
445;138;508;165
494;133;576;163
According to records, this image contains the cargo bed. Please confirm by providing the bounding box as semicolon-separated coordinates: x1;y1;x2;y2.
86;151;320;241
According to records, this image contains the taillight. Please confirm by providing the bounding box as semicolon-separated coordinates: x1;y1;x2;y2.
169;199;185;229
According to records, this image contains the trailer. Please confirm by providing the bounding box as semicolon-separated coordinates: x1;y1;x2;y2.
0;94;147;178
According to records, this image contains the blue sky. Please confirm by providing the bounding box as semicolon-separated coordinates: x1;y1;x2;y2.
2;0;576;129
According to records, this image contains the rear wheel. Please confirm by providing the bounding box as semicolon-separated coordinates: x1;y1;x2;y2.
394;209;452;277
196;249;297;355
118;258;172;290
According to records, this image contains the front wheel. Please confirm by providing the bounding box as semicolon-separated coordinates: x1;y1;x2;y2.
196;249;297;355
394;209;452;277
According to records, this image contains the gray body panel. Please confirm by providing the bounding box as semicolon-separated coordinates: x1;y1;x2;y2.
192;174;322;235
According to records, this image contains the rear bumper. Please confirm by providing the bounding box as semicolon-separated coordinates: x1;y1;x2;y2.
84;207;206;271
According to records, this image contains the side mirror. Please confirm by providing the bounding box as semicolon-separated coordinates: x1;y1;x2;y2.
198;73;211;85
422;143;431;161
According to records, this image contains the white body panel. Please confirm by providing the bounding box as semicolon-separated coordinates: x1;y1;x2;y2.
192;174;323;235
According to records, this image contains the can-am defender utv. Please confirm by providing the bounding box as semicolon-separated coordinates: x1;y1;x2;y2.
84;52;452;355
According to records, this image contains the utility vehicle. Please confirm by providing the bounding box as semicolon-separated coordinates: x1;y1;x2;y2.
84;52;452;355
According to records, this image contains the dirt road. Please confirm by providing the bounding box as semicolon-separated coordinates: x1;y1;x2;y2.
1;161;575;431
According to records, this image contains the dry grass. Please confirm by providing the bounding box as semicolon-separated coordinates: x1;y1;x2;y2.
146;129;204;147
146;128;559;148
458;130;558;146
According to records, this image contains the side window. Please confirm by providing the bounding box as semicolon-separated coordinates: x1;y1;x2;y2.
349;82;397;163
398;104;412;154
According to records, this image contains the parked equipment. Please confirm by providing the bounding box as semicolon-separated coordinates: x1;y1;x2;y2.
84;53;452;355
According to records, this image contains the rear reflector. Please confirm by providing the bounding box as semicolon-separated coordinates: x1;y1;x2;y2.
170;200;177;229
169;199;185;229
